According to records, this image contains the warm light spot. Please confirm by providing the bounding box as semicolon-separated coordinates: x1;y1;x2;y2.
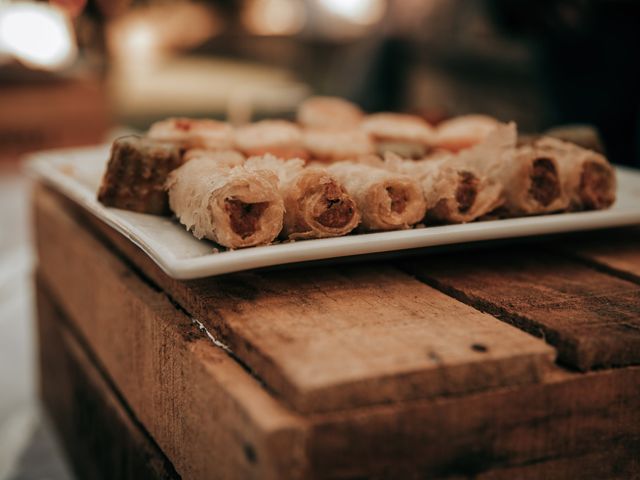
319;0;386;25
0;3;76;70
242;0;306;36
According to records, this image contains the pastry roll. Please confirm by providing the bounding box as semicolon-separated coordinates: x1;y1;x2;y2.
361;113;435;159
327;162;426;231
234;120;308;160
183;148;245;168
148;117;234;151
166;157;284;248
544;124;605;154
98;136;182;215
297;96;363;130
533;137;616;210
303;129;374;162
434;114;501;152
384;153;503;224
245;155;360;239
470;122;569;216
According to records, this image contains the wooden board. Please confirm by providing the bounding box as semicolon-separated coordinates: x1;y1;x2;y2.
37;286;179;480
552;227;640;284
37;273;640;480
36;186;555;414
35;191;307;480
33;184;640;479
306;367;640;478
403;248;640;371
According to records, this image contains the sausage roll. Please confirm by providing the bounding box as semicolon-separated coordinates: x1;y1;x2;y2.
384;152;503;224
303;129;374;163
361;113;435;159
245;154;360;239
327;162;426;231
148;117;234;151
434;114;501;152
533;137;616;210
297;96;363;130
234;120;308;160
166;157;284;248
466;122;569;216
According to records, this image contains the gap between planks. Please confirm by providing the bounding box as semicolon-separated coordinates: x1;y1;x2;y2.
397;244;640;372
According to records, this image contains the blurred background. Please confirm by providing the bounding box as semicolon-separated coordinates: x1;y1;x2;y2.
0;0;639;478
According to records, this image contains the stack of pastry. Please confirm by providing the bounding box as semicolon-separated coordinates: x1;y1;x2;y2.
97;97;616;249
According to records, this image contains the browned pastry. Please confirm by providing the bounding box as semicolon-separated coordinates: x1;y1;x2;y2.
361;113;435;159
532;136;616;210
244;154;360;239
434;114;501;152
234;120;309;160
166;157;284;248
97;136;182;215
297;96;364;130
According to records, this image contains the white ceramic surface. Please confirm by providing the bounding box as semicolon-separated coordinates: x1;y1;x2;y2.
25;144;640;279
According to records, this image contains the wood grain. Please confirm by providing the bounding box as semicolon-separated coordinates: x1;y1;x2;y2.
35;190;307;480
306;366;640;478
34;185;640;479
403;248;640;371
552;227;640;284
37;186;555;413
475;446;640;480
37;286;179;480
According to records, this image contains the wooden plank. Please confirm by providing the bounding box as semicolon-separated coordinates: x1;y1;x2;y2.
33;186;640;479
37;286;179;480
475;447;640;480
403;248;640;371
36;270;308;480
552;227;640;284
307;367;640;479
36;185;556;413
34;200;308;479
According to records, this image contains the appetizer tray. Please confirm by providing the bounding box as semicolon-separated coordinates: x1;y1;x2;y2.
26;144;640;279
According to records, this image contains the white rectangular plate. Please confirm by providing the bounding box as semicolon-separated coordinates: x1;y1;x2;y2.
25;144;640;279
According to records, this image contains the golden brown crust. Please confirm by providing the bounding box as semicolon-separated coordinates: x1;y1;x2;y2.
361;113;435;144
383;152;503;224
434;114;501;152
97;136;182;215
303;129;374;162
234;120;308;160
533;136;616;211
297;96;363;130
244;155;360;239
327;162;426;231
166;157;284;248
148;117;234;150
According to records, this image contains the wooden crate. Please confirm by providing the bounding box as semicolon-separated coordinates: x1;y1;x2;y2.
33;184;640;479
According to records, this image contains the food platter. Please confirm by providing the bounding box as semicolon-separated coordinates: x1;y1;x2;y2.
26;144;640;279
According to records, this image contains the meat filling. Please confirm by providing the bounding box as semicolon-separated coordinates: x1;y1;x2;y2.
315;182;355;228
225;199;269;239
386;186;408;214
580;161;614;209
529;158;560;206
455;171;479;213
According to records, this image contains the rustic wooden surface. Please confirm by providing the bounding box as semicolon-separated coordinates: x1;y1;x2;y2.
37;286;179;480
44;187;555;414
403;248;640;371
35;189;306;480
34;184;640;479
552;227;640;283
